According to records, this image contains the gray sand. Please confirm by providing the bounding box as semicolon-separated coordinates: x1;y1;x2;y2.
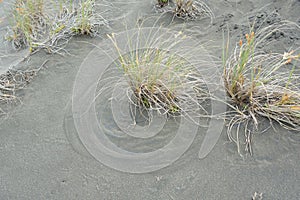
0;0;300;199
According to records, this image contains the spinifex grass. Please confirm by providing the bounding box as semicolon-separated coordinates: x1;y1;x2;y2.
223;22;300;154
108;30;209;123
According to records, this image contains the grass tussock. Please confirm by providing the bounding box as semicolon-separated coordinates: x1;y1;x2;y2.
223;22;300;154
6;0;107;54
156;0;214;21
107;29;209;123
6;0;46;51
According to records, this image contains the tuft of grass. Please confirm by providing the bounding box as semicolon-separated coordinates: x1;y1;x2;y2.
6;0;107;54
46;0;107;53
67;0;106;36
107;28;210;123
6;0;47;52
222;22;300;155
175;0;205;20
155;0;214;21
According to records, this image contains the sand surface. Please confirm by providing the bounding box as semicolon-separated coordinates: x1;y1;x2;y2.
0;0;300;199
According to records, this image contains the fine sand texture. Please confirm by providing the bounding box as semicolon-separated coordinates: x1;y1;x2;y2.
0;0;300;199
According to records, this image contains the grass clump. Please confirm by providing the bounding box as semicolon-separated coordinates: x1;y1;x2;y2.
223;22;300;154
121;51;182;115
174;0;210;20
155;0;214;21
107;30;209;122
6;0;107;54
6;0;47;51
55;0;107;36
69;0;97;35
46;0;107;53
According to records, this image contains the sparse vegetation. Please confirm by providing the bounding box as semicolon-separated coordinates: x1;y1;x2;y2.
2;1;299;158
6;0;107;54
1;0;108;116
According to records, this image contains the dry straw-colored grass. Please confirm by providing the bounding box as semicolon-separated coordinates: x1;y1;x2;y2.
0;67;40;105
